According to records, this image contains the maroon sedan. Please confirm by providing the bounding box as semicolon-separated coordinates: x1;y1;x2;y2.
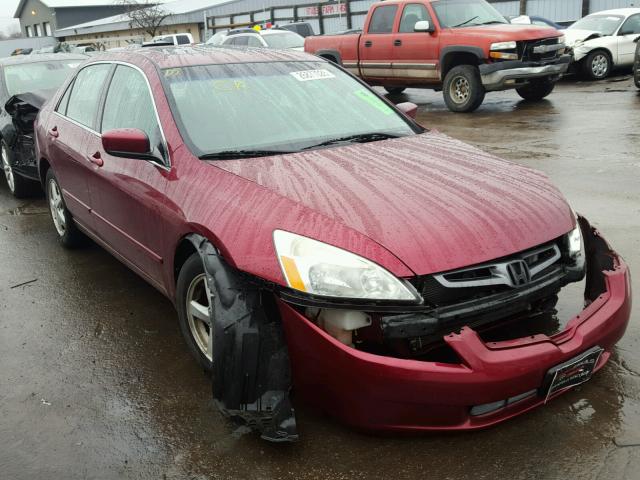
35;46;631;442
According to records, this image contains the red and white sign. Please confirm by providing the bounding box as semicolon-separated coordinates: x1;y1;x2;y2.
305;3;347;16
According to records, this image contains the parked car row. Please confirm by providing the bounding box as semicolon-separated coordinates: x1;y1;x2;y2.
0;38;632;443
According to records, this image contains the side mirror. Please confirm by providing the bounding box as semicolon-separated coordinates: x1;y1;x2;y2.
396;102;418;119
102;128;151;158
634;35;640;43
414;20;434;33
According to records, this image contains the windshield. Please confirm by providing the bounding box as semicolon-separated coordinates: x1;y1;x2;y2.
162;61;416;157
569;14;624;35
263;31;304;49
4;60;81;97
433;0;508;28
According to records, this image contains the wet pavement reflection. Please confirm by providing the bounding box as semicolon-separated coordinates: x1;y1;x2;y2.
1;77;639;479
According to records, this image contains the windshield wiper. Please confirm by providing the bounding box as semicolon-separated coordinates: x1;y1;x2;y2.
199;149;295;160
451;16;479;28
478;20;507;25
301;132;402;150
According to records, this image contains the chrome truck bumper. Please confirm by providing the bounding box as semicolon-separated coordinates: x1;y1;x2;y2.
479;55;572;91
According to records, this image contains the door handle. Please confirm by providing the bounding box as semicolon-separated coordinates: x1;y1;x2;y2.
394;39;402;46
88;151;104;167
364;40;372;47
48;126;59;138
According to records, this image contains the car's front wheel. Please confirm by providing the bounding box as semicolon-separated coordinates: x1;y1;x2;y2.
442;65;486;113
45;168;85;248
583;50;611;80
176;253;214;373
1;140;36;198
516;78;556;101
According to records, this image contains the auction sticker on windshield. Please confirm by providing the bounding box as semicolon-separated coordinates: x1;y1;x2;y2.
290;69;336;81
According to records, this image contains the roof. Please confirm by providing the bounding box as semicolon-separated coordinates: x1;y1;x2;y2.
55;0;233;36
0;53;87;67
588;8;640;16
87;44;317;69
14;0;170;18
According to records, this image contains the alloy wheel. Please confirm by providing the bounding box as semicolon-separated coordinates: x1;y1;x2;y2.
48;178;66;237
1;145;15;192
450;76;471;104
185;273;213;362
591;54;609;79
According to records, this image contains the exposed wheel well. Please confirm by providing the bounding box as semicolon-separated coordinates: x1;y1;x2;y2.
319;53;339;64
174;237;198;285
441;52;482;79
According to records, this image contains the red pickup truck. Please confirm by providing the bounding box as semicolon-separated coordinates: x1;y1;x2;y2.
305;0;570;112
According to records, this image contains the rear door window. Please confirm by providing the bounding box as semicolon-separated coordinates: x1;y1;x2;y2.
64;64;112;129
368;5;398;33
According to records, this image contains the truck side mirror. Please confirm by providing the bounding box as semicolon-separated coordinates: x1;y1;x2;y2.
414;20;434;33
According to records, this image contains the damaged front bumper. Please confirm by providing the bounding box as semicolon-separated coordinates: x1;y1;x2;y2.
276;222;631;432
479;55;571;91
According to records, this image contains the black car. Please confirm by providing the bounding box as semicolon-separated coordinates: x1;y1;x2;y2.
634;37;640;88
1;54;85;197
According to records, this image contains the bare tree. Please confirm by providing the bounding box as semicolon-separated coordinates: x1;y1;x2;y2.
118;0;170;38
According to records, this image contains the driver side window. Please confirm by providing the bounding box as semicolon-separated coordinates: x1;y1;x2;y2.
101;65;163;156
620;14;640;35
399;4;431;33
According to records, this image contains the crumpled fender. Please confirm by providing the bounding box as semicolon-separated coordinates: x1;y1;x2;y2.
186;234;298;443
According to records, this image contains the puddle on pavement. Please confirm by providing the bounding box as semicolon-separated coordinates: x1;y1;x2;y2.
4;204;49;216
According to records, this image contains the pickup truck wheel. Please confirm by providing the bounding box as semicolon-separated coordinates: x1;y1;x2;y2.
515;78;556;101
583;50;611;80
176;253;214;373
384;86;406;95
45;168;85;248
1;141;37;198
443;65;485;113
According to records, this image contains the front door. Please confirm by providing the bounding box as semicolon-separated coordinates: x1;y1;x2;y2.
617;14;640;65
392;3;440;84
86;64;170;287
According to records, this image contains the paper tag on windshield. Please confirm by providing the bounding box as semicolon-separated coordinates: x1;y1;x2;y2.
290;69;335;82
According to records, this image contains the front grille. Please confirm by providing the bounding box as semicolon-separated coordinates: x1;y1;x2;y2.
520;38;563;62
411;242;564;306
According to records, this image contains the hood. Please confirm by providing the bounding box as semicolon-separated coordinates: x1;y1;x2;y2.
214;131;574;276
448;24;561;42
564;29;603;47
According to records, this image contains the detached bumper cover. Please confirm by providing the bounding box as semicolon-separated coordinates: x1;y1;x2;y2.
480;55;571;91
277;225;631;431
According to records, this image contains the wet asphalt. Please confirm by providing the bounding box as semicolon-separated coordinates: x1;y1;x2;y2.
0;76;639;480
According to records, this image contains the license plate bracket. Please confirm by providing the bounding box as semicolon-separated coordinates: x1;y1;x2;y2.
541;346;604;402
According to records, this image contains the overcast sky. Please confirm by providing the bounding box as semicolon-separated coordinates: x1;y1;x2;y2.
0;0;22;35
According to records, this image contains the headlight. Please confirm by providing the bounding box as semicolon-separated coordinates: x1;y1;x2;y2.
557;35;566;45
490;41;517;50
273;230;420;301
566;221;585;270
490;41;518;60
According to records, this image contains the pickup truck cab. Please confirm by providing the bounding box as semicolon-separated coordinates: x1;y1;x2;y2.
305;0;570;112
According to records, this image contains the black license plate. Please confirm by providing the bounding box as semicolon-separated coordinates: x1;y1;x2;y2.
542;346;604;402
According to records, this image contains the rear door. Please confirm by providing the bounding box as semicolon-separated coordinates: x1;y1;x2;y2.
359;3;400;80
617;14;640;65
392;3;439;83
85;64;170;287
48;63;112;229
